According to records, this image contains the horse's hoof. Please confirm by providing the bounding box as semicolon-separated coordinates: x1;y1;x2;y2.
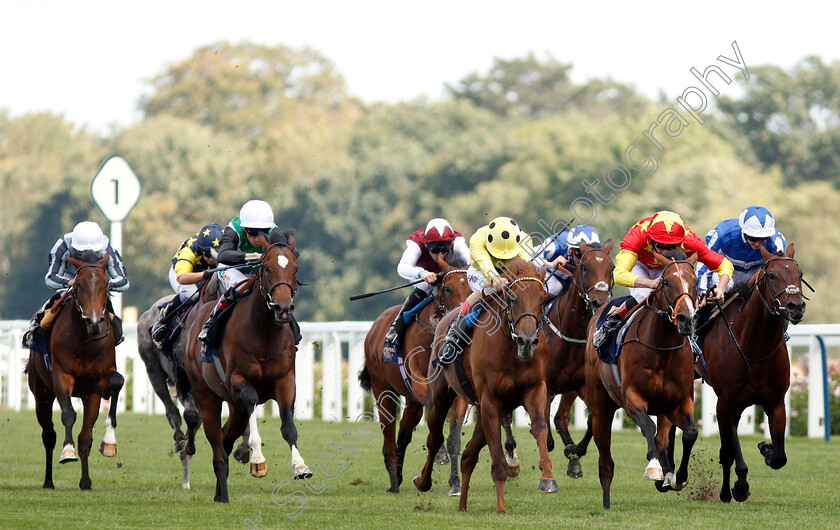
732;481;750;502
566;459;583;479
506;465;520;478
448;486;461;496
174;439;187;453
43;481;54;489
644;460;663;481
538;478;559;493
250;462;268;478
434;449;450;466
182;482;190;490
233;446;251;464
654;479;670;492
293;465;312;480
99;442;117;457
60;445;78;464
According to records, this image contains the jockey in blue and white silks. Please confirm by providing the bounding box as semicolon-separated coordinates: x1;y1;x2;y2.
533;224;600;299
697;206;786;296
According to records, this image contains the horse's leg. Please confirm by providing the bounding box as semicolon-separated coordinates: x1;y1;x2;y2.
144;353;186;452
759;398;788;470
77;394;102;490
181;395;202;489
653;417;676;492
372;382;401;493
275;374;312;480
230;379;266;478
716;405;742;503
233;421;252;465
458;406;491;512
434;408;454;466
671;399;698;490
99;371;124;457
446;399;467;495
502;411;520;478
591;406;616;509
53;373;79;463
555;391;585;478
29;366;57;488
524;384;558;494
196;390;229;502
624;389;662;481
544;396;555;454
413;386;455;493
391;400;421;488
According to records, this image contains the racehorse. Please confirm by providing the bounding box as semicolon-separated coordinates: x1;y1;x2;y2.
359;257;471;493
543;240;613;477
26;254;124;490
415;258;557;514
584;250;699;509
698;244;806;502
184;232;310;502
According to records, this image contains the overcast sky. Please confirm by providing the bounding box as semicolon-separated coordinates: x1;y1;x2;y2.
2;1;837;133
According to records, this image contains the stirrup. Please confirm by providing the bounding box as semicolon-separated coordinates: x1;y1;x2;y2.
197;323;211;343
384;328;398;345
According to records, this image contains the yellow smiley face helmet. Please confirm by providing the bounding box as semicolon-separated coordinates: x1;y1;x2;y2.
486;216;524;259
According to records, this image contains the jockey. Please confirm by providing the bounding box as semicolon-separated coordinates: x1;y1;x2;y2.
24;221;129;346
533;224;600;299
440;216;534;360
697;206;786;298
384;218;470;347
592;211;733;349
197;200;296;343
150;223;224;344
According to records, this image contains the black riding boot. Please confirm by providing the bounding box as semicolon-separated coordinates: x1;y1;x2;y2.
384;288;428;346
592;298;637;350
198;288;234;343
151;296;183;343
439;300;483;363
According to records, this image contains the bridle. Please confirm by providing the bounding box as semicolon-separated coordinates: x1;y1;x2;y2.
258;242;298;314
753;257;807;319
503;276;546;343
570;248;613;313
645;260;695;324
71;263;111;341
434;268;468;316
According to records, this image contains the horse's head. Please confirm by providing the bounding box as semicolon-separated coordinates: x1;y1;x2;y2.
757;243;806;324
67;254;111;336
651;250;698;336
433;254;470;313
502;259;547;361
258;231;298;325
575;240;615;312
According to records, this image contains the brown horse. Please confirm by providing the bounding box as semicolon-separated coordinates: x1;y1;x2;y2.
584;251;699;509
698;244;806;502
184;234;310;502
543;240;613;477
415;258;556;514
360;259;471;493
26;254;124;490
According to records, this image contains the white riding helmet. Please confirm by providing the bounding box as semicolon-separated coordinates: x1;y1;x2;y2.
738;206;776;239
239;200;275;229
70;221;106;252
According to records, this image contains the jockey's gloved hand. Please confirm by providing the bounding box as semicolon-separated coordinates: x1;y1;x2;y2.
203;269;214;279
245;252;262;261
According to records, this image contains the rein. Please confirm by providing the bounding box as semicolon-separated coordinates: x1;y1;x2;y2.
502;276;546;344
645;260;695;324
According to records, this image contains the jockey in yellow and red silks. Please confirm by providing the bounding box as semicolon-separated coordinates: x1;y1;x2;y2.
592;211;734;350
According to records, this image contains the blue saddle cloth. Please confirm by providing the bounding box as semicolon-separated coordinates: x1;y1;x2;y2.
595;296;635;365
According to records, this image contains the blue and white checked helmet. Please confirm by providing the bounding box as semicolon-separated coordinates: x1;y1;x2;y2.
739;206;776;238
566;224;600;249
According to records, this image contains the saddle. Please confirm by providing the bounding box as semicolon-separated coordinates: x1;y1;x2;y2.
156;298;199;358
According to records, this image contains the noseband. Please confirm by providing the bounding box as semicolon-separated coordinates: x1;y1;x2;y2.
504;276;546;342
755;257;806;319
646;260;694;324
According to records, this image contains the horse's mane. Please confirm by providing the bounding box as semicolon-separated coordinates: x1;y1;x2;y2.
661;249;687;261
507;257;539;278
71;249;101;263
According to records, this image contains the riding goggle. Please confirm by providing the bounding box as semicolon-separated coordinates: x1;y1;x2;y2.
244;228;267;237
425;243;451;254
652;242;678;251
745;235;768;243
201;249;215;259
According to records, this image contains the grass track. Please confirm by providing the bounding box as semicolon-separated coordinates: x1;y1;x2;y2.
1;409;838;529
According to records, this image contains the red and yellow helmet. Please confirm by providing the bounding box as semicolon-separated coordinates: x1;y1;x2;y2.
647;211;686;245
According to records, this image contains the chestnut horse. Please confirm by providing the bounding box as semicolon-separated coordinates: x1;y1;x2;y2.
698;244;806;502
26;254;124;490
543;240;613;478
415;258;556;514
360;259;471;493
585;251;698;509
184;234;310;502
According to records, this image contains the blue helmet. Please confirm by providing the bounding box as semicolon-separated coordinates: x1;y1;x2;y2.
738;206;776;238
566;224;600;249
196;224;224;251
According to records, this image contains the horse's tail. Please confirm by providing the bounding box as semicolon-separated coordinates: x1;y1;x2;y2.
358;363;372;393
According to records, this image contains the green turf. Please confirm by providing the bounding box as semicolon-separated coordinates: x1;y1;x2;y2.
0;409;837;529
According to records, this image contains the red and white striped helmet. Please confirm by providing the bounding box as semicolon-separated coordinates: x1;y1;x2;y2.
424;218;456;242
